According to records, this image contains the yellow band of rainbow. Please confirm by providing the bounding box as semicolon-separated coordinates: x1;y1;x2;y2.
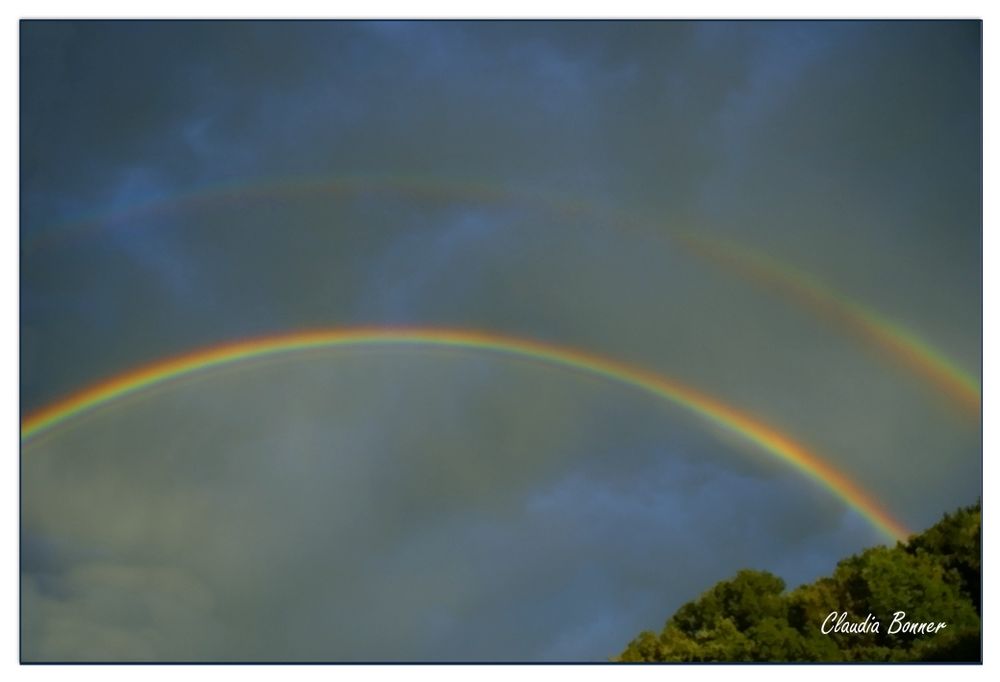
20;326;911;543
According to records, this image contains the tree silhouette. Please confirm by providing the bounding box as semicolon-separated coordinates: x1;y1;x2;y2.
616;502;981;662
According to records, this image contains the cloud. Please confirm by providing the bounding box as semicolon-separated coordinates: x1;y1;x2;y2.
22;350;883;661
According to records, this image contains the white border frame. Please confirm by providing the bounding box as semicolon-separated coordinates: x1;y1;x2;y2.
5;3;993;680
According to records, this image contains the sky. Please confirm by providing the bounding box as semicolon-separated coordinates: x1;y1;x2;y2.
20;21;981;661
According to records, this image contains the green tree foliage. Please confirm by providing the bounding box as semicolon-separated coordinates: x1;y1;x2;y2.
615;502;981;662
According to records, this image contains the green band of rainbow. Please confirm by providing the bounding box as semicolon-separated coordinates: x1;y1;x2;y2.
21;327;910;543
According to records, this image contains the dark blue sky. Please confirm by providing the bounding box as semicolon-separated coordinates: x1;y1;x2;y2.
21;21;981;661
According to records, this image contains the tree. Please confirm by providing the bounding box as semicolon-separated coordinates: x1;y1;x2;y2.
615;501;981;662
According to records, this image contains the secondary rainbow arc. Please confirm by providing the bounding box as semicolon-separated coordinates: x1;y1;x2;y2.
24;172;980;418
675;232;981;417
20;326;911;543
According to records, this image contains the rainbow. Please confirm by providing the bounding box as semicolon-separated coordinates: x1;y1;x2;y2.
22;174;600;255
20;327;911;543
24;173;979;418
676;233;981;419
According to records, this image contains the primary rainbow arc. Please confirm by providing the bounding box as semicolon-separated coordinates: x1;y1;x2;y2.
20;326;911;543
